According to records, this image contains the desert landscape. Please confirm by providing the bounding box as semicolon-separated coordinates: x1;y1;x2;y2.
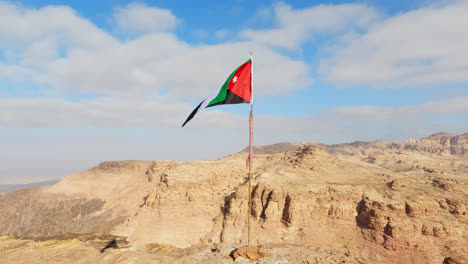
0;132;466;263
2;0;468;263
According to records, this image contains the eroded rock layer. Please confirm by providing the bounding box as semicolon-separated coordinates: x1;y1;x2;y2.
0;132;467;264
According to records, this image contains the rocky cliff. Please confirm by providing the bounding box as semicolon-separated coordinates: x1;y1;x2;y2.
0;133;467;264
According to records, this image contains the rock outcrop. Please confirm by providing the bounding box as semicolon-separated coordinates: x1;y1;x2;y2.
240;142;301;155
0;132;467;264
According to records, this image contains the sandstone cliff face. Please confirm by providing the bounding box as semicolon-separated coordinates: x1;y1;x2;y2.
0;160;151;239
0;133;467;264
220;144;467;263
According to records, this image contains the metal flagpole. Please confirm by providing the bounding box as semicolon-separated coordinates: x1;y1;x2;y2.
248;52;253;247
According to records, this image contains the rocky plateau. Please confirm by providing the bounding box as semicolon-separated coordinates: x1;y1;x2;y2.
0;132;467;263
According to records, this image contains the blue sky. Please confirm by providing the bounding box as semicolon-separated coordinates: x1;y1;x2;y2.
0;0;467;183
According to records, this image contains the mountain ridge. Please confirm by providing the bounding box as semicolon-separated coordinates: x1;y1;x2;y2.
0;132;466;263
240;132;468;156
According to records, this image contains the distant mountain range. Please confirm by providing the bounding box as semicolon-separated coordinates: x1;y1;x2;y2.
241;132;468;156
0;179;60;194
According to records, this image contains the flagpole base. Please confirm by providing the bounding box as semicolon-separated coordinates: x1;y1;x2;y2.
230;245;265;261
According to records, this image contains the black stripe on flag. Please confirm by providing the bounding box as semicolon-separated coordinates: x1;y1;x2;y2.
206;89;248;108
182;100;204;127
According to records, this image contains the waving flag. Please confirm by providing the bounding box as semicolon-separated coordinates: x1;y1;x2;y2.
182;58;252;127
181;55;256;247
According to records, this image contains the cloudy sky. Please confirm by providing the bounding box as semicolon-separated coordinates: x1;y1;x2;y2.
1;0;467;183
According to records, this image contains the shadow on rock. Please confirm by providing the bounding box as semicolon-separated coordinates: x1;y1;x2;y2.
100;239;118;253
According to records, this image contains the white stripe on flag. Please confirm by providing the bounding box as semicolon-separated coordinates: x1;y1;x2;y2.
198;88;220;112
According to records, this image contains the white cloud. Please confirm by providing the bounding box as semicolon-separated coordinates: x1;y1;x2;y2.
1;96;466;136
1;1;467;184
0;63;34;82
0;1;117;84
0;2;115;51
330;96;468;121
320;1;468;87
0;2;311;99
192;28;209;39
151;41;311;98
326;106;393;122
39;38;310;97
0;98;189;127
113;3;178;33
1;95;466;184
397;96;468;116
215;29;229;39
256;6;273;21
319;96;468;142
241;2;381;49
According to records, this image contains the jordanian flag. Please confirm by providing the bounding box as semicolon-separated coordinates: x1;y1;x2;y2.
182;58;252;127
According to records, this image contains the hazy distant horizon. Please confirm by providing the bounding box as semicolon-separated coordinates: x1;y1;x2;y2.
2;130;466;185
1;0;467;185
0;179;60;194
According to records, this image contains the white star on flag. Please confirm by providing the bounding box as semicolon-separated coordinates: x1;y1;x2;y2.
232;76;238;83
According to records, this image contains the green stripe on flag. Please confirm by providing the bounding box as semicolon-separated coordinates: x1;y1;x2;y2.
207;58;251;107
